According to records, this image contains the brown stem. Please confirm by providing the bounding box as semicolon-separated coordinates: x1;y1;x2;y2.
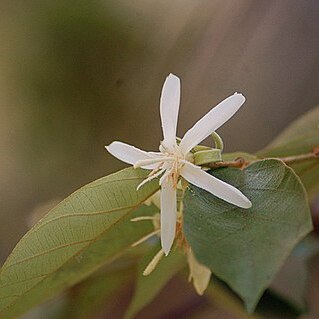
276;150;319;165
206;158;246;169
205;147;319;169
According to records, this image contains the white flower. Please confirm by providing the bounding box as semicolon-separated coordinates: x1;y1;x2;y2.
106;73;252;255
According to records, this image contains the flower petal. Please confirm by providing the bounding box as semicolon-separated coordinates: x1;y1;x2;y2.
187;249;211;295
160;178;177;255
180;93;246;154
105;141;160;169
181;162;252;208
160;73;181;150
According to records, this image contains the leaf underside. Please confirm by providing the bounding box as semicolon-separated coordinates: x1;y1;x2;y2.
0;167;159;319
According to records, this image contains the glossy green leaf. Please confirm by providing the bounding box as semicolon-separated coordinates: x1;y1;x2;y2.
259;106;319;195
183;159;312;313
125;245;185;319
0;167;159;319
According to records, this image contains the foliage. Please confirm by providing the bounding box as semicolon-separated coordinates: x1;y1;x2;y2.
0;168;158;318
0;106;318;318
183;159;312;312
259;106;319;196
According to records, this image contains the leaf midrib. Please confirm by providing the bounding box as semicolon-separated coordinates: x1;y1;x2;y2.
2;204;139;270
2;174;148;261
3;239;92;270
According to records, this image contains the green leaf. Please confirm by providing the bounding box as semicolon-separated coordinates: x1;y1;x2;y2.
183;159;313;313
261;106;319;154
0;167;159;319
205;279;264;319
259;106;319;195
125;245;185;319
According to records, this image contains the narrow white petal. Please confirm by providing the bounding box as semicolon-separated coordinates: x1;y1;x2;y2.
160;73;180;150
181;162;252;209
159;169;171;186
187;249;211;295
105;141;161;169
160;179;177;255
180;93;246;154
131;229;160;247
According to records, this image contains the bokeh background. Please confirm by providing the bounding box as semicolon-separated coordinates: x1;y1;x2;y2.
1;0;319;304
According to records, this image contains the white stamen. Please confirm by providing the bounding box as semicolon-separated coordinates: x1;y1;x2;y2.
136;169;165;190
134;157;172;169
159;169;171;185
131;229;160;247
143;249;165;276
131;216;158;222
148;151;167;157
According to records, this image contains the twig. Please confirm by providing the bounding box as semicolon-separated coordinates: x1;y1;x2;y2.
205;147;319;169
277;147;319;164
206;158;246;169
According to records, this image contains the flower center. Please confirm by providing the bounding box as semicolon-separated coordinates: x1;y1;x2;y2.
134;144;194;190
168;155;183;187
159;144;193;188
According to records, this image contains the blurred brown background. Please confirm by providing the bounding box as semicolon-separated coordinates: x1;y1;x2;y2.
1;0;319;260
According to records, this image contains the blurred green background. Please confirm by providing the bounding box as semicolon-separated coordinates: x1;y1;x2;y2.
1;0;319;265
